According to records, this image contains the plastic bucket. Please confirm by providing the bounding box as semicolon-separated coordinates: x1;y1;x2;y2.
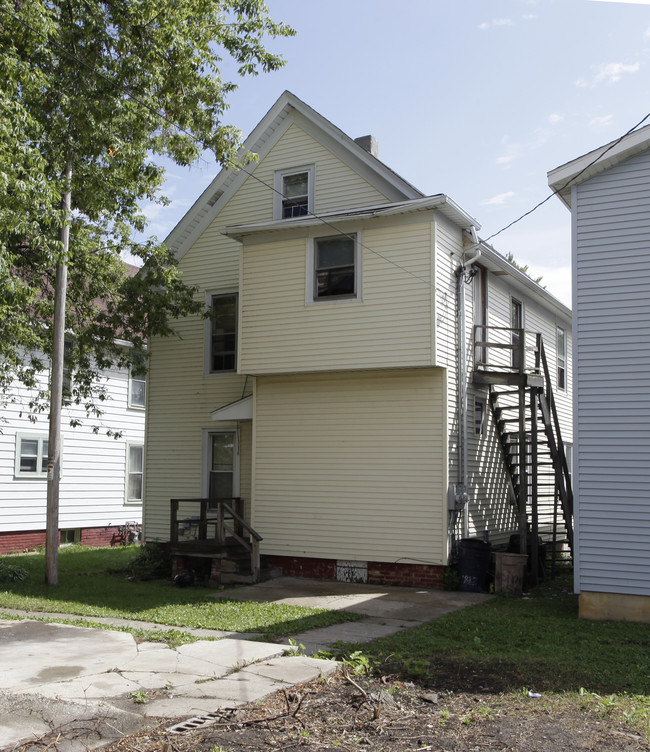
494;552;528;596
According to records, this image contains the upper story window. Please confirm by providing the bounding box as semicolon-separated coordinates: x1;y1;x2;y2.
557;326;566;391
311;233;360;302
274;165;314;220
15;433;50;478
129;370;146;409
210;293;237;372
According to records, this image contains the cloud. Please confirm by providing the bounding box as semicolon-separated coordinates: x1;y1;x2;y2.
548;113;564;124
478;18;514;30
576;61;640;87
522;14;537;20
481;191;515;206
589;113;614;129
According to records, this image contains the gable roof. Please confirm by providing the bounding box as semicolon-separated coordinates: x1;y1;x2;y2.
548;122;650;210
164;91;424;260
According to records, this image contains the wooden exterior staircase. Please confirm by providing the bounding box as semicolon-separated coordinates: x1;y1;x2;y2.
169;498;263;585
473;326;573;581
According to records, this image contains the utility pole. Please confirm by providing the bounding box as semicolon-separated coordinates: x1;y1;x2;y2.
45;163;72;586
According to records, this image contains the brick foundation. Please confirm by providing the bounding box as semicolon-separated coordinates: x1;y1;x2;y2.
0;526;135;554
267;555;445;589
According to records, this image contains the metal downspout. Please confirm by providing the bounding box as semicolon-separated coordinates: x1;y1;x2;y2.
453;234;481;545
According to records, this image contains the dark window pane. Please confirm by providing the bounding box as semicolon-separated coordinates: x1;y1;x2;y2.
316;237;354;268
316;267;355;298
210;472;233;500
211;294;237;372
21;456;38;473
283;172;308;198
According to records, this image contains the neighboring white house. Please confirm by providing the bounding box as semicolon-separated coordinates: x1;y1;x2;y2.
549;124;650;623
0;319;145;553
143;91;573;587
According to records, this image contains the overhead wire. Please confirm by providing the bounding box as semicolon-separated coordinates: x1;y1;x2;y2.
4;3;650;288
485;110;650;243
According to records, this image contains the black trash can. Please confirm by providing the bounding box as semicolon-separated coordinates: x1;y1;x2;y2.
458;538;491;592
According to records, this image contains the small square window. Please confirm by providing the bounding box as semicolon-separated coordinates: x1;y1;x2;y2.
311;234;359;301
15;434;54;478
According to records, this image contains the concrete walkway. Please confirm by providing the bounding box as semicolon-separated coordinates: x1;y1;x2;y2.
0;578;490;750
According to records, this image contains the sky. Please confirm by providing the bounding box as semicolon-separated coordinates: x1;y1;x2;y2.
140;0;650;308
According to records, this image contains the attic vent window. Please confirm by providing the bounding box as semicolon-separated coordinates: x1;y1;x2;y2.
207;189;224;207
274;165;314;220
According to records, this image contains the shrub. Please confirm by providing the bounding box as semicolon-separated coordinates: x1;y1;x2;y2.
127;543;172;581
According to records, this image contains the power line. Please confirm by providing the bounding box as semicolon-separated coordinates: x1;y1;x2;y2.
485;110;650;243
0;4;433;287
5;4;650;289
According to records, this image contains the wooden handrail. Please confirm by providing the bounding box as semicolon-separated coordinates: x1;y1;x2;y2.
169;498;262;580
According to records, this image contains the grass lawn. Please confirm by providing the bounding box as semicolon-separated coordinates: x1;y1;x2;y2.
0;545;361;642
335;571;650;697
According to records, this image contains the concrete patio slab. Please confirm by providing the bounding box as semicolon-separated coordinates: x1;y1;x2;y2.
0;578;491;749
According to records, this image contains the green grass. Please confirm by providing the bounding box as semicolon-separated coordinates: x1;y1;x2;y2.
0;546;361;640
335;572;650;696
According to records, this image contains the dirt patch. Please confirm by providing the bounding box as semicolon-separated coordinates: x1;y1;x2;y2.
101;671;649;752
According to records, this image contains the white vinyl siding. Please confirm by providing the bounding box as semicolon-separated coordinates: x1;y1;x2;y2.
0;364;144;533
252;369;447;564
573;147;650;597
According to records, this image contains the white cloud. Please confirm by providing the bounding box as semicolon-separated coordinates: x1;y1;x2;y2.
481;191;515;206
645;25;650;37
522;14;537;20
589;113;614;129
548;113;564;124
478;18;514;30
576;61;640;87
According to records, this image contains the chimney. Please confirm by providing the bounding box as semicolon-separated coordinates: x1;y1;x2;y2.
354;135;378;158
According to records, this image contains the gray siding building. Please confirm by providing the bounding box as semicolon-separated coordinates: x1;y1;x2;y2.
549;125;650;623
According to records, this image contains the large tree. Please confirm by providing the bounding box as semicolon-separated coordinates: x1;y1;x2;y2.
0;0;293;581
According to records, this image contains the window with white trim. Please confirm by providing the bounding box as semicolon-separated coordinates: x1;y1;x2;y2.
126;443;144;503
274;166;314;219
129;370;146;409
15;434;50;478
310;233;360;302
557;326;566;391
209;293;237;372
209;432;236;502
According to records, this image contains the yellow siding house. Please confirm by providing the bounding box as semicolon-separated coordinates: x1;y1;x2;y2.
144;92;573;587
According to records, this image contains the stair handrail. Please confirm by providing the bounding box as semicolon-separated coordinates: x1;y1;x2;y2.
537;340;574;551
170;498;262;582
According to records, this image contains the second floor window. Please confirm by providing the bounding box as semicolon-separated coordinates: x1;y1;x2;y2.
210;293;237;372
313;234;358;300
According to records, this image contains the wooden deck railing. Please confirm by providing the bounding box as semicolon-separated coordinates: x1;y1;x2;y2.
169;498;262;581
